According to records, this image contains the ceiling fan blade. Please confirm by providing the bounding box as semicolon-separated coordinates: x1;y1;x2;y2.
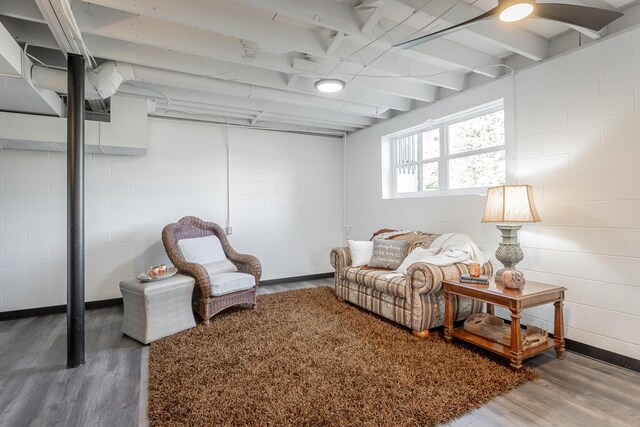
394;7;498;49
533;3;623;31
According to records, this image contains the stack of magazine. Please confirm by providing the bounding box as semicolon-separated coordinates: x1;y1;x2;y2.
460;274;489;285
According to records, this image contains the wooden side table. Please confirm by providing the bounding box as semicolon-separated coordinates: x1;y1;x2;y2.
443;277;566;370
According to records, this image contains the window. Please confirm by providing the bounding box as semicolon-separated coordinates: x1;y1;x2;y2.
389;101;505;196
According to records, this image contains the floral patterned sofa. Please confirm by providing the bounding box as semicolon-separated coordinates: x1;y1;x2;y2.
329;230;492;337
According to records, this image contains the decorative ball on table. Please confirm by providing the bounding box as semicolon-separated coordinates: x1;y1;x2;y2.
503;269;525;289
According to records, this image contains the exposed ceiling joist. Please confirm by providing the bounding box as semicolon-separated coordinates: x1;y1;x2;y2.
386;0;550;61
120;83;377;128
0;9;413;112
73;0;466;91
4;16;431;108
356;0;387;36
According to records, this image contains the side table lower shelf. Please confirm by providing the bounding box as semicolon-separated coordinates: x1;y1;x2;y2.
451;328;557;360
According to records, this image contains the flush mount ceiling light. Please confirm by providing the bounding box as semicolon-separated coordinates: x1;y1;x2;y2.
498;0;534;22
314;78;345;93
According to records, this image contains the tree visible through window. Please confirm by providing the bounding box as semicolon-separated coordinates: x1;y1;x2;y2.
390;102;505;195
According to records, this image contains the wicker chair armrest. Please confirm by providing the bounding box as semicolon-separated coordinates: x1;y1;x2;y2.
406;262;493;295
173;261;211;297
330;247;352;271
228;253;262;284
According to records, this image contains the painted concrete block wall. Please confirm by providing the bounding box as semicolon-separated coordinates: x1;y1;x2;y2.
0;119;343;311
344;27;640;359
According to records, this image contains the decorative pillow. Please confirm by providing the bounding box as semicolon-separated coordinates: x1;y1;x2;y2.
409;233;441;252
395;247;442;274
178;235;227;264
367;239;408;269
347;240;374;267
202;259;237;275
388;231;420;255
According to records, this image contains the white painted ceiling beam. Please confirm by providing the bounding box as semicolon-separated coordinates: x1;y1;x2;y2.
75;0;471;89
0;5;411;112
292;57;437;102
4;19;422;111
385;0;550;61
68;3;419;109
356;0;387;36
120;83;377;128
369;17;504;78
152;110;352;135
232;0;547;61
4;15;438;111
154;102;362;132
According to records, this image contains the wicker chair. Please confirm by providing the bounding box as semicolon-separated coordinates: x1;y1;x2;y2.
162;216;262;324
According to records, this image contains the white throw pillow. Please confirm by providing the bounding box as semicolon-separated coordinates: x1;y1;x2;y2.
178;235;227;264
347;239;374;267
395;247;442;274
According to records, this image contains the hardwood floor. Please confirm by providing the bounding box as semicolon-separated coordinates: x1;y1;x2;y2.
0;279;638;426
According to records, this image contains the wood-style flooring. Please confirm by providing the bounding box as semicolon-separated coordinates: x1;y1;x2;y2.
0;279;638;427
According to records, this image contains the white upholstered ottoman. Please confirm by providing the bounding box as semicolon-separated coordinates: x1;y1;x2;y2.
120;274;196;344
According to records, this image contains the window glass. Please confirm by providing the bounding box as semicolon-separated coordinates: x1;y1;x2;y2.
422;162;438;191
422;129;440;159
448;151;506;190
448;110;504;155
396;164;419;193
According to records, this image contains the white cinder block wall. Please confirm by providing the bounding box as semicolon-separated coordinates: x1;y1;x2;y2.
0;119;343;311
345;27;640;359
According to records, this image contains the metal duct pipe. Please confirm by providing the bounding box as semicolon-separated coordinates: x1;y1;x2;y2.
31;61;386;117
31;61;134;99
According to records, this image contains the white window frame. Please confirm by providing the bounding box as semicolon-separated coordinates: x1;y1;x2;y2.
387;101;505;198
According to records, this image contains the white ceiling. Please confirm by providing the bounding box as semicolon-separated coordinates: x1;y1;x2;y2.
0;0;638;135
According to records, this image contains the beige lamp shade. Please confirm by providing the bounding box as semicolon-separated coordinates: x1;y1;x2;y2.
481;185;541;223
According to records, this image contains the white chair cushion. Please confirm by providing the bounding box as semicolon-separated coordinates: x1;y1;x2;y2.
202;260;237;275
178;235;227;264
209;272;255;296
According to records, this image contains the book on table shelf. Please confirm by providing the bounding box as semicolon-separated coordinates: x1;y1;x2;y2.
460;274;489;285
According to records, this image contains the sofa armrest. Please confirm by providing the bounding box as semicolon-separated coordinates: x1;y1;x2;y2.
330;247;352;271
406;262;493;295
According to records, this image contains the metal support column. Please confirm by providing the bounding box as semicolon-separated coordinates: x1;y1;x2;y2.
67;53;85;368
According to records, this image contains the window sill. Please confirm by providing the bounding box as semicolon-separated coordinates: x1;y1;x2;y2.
385;187;488;199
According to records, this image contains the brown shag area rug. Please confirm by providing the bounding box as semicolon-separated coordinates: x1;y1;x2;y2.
149;287;536;426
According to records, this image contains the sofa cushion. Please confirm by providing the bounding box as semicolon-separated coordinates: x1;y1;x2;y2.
178;235;227;264
343;267;407;299
209;272;255;296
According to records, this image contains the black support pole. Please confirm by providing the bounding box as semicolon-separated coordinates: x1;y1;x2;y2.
67;53;85;368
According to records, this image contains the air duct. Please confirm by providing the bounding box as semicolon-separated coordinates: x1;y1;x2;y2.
31;61;134;100
31;61;386;117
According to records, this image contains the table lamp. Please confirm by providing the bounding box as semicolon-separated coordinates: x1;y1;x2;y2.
481;185;541;282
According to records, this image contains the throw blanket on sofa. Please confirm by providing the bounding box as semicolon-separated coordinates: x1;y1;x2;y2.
427;233;490;266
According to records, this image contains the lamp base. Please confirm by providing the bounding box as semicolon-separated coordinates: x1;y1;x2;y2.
494;225;524;282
